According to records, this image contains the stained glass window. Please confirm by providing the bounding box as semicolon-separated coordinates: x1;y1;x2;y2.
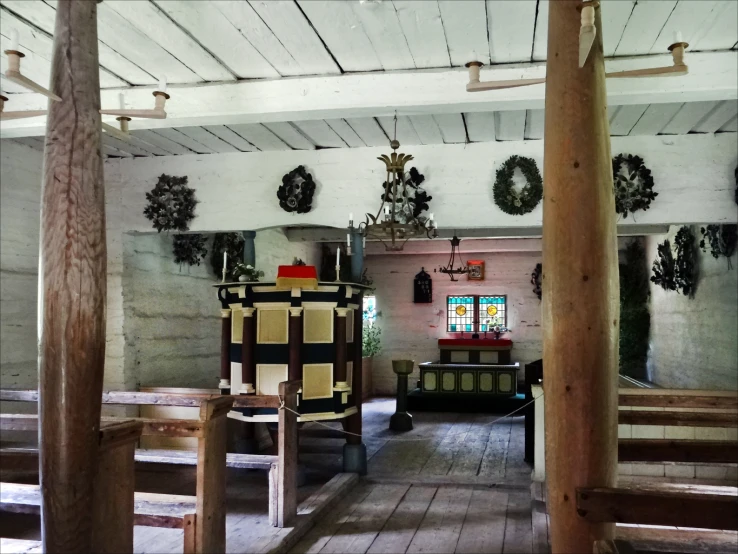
447;295;507;333
446;296;475;332
363;295;377;324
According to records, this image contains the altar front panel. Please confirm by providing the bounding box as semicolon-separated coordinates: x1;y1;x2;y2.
419;363;520;397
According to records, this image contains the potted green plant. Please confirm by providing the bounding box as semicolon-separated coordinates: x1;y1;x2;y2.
362;324;381;399
233;263;264;283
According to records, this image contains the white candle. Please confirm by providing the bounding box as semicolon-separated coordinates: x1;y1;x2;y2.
336;247;340;267
10;28;19;51
223;250;227;270
347;233;351;245
349;212;354;224
158;75;168;93
118;93;125;110
429;212;434;221
363;236;366;249
673;30;683;44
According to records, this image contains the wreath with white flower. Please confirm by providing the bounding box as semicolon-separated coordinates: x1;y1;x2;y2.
493;155;543;215
612;154;657;218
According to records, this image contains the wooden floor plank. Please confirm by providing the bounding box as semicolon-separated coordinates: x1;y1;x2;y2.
478;420;512;479
407;487;474;554
455;489;508;554
502;491;533;554
419;417;475;476
367;486;437;554
318;484;410;553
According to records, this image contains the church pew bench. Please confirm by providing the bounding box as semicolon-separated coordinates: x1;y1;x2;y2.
0;483;198;554
618;439;738;463
617;525;738;554
0;420;142;553
576;482;738;531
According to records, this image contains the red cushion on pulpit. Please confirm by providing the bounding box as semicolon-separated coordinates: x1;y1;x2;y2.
277;265;318;280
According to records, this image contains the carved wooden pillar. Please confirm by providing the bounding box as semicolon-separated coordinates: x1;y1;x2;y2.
220;309;231;391
240;307;256;394
39;1;105;551
543;1;618;551
334;308;349;389
288;307;303;382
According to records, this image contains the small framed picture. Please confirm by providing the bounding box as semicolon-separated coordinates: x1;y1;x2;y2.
467;260;485;281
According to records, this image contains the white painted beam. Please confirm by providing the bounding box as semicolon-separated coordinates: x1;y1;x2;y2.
2;51;735;138
106;134;738;235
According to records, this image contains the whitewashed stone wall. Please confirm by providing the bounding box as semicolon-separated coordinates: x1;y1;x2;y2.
365;250;543;395
254;228;321;281
647;227;738;389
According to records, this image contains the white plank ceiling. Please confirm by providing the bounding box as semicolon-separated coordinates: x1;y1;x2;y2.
1;0;737;91
7;100;737;158
1;0;736;157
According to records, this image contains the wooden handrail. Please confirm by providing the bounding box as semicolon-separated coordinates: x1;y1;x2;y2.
619;439;738;463
618;411;738;428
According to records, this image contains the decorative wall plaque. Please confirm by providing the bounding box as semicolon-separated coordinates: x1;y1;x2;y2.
414;267;432;303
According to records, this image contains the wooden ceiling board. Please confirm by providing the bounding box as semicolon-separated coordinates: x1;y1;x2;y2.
115;133;175;157
1;0;155;84
719;116;738;132
211;0;303;77
263;122;315;150
628;103;683;136
393;1;451;69
40;0;202;84
154;128;216;154
226;124;291;151
104;0;235;83
495;110;526;141
433;114;467;144
247;0;340;75
688;0;738;52
531;0;550;62
177;127;241;153
691;99;738;133
292;120;347;148
437;0;491;66
649;0;721;54
344;118;389;147
131;130;196;156
464;112;496;142
659;101;718;135
486;0;537;63
600;0;636;57
608;105;648;136
0;7;126;87
614;0;678;57
350;0;416;71
377;116;422;146
201;126;257;152
102;135;153;157
296;1;382;72
152;0;280;79
524;109;545;140
102;144;133;158
324;119;366;148
408;115;444;145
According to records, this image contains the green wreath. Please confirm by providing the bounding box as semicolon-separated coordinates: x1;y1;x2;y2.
493;155;543;215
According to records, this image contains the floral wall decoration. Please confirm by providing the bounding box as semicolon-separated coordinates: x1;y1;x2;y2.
651;226;698;297
700;224;737;269
210;232;244;281
612;154;657;218
493;155;542;215
172;234;208;267
277;165;316;214
143;174;198;232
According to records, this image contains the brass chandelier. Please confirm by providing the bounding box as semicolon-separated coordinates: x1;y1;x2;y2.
350;116;436;252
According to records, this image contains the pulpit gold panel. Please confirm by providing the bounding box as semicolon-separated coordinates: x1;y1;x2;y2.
302;364;334;400
257;309;288;344
303;309;334;343
231;309;243;344
256;364;288;396
346;309;355;343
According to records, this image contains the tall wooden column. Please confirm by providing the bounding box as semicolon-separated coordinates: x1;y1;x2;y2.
542;2;619;552
39;1;105;551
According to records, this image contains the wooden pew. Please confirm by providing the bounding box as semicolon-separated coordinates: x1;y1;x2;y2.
0;420;142;553
577;482;738;531
619;439;738;463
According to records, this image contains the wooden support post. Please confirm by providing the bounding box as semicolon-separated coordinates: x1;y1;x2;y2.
542;1;618;551
288;308;303;382
241;308;256;394
39;1;106;551
195;397;233;553
277;380;301;528
334;308;349;389
220;309;231;391
347;303;364;444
